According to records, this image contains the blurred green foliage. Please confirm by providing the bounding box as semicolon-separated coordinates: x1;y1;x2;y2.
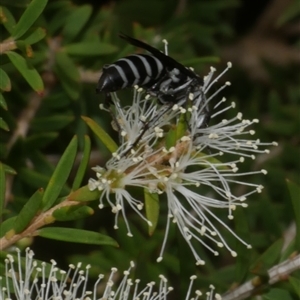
0;0;299;299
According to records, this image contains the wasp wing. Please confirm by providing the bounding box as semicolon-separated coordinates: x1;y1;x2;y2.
119;33;199;80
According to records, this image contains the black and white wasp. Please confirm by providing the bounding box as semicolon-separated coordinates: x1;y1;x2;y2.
97;34;210;155
96;33;204;106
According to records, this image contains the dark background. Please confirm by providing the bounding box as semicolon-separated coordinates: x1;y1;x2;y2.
1;0;299;298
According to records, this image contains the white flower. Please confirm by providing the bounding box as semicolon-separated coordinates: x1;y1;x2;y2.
88;144;167;237
90;60;277;265
102;87;179;156
154;138;259;265
0;248;220;300
150;64;277;264
89;88;184;237
191;63;278;157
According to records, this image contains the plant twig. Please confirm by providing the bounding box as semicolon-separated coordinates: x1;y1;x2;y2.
0;38;17;54
0;198;81;251
222;253;300;300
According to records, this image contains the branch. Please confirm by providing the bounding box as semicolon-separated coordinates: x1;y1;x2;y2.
0;38;17;54
222;253;300;300
0;198;81;251
79;68;101;84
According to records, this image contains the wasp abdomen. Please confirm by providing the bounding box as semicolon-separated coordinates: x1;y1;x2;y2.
96;54;165;93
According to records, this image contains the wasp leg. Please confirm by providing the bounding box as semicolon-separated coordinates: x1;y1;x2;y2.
101;92;123;143
181;82;206;132
194;88;210;129
103;92;113;108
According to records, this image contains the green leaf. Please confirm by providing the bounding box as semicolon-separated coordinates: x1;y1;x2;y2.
69;185;100;202
0;6;16;34
54;52;81;100
259;196;282;238
42;136;78;210
164;127;177;150
2;163;16;175
61;79;80;100
31;115;74;131
0;163;5;217
62;4;92;42
0;0;31;7
251;238;284;277
18;168;47;187
23;27;46;44
28;150;55;175
55;52;80;82
72;135;91;190
47;0;70;11
54;65;80;100
53;205;94;221
286;179;300;249
15;40;32;57
0;68;11;91
276;1;300;27
24;132;59;150
12;0;48;39
0;93;8;110
262;288;294;300
280;239;296;262
234;207;252;282
82;116;118;153
38;227;118;247
0;118;9;131
289;276;300;297
6;51;44;93
64;42;117;56
144;189;159;235
43;92;71;109
14;188;43;233
176;110;188;141
19;168;70;195
46;4;70;35
0;216;16;238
